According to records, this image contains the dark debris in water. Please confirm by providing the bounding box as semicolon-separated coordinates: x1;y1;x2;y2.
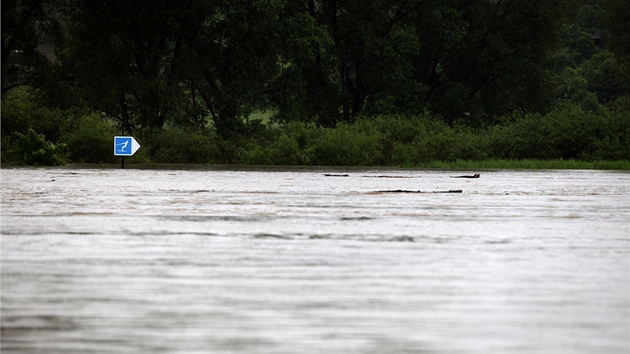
340;216;375;221
371;189;463;194
450;173;480;178
254;233;293;240
252;234;420;243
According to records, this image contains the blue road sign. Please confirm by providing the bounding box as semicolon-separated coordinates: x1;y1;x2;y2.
114;136;141;156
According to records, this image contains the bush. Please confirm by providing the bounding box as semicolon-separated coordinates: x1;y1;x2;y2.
2;129;65;166
310;123;382;165
4;84;624;166
1;88;67;143
241;122;319;165
354;114;443;164
262;133;304;165
592;108;630;160
142;128;219;163
486;104;629;161
234;107;630;167
61;113;119;163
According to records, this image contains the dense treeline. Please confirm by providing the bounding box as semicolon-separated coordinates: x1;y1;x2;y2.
2;0;629;166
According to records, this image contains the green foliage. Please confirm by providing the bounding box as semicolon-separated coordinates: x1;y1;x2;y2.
601;0;630;78
1;88;66;142
20;0;576;131
416;159;630;170
592;106;630;160
233;104;629;167
2;129;65;166
550;0;630;111
1;0;57;100
309;123;382;166
244;132;305;165
1;0;629;169
1;88;68;165
242;121;383;166
141;129;219;164
583;51;630;103
487;104;629;161
61;113;119;163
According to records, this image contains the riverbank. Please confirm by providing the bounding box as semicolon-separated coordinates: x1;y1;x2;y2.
409;159;630;170
4;159;629;171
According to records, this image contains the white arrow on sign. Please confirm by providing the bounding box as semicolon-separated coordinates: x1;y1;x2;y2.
114;136;141;156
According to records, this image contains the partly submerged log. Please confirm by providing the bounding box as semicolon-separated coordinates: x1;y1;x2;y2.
323;173;350;177
372;189;463;194
450;173;480;178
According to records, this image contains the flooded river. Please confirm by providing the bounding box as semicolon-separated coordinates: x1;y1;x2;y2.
1;166;629;353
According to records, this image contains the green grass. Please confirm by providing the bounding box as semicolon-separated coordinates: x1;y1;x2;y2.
247;109;278;124
410;159;630;170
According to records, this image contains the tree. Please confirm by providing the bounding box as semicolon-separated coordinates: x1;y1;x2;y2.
601;0;630;80
62;0;193;132
276;0;569;126
411;0;569;125
183;0;287;137
549;0;630;108
12;0;582;139
1;0;55;100
60;0;292;138
325;0;427;121
271;0;427;126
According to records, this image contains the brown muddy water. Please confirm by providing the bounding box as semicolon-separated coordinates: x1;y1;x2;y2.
1;166;629;354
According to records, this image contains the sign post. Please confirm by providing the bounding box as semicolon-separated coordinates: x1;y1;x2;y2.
114;136;141;169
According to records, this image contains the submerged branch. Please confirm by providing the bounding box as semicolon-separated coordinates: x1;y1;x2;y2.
371;189;463;194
